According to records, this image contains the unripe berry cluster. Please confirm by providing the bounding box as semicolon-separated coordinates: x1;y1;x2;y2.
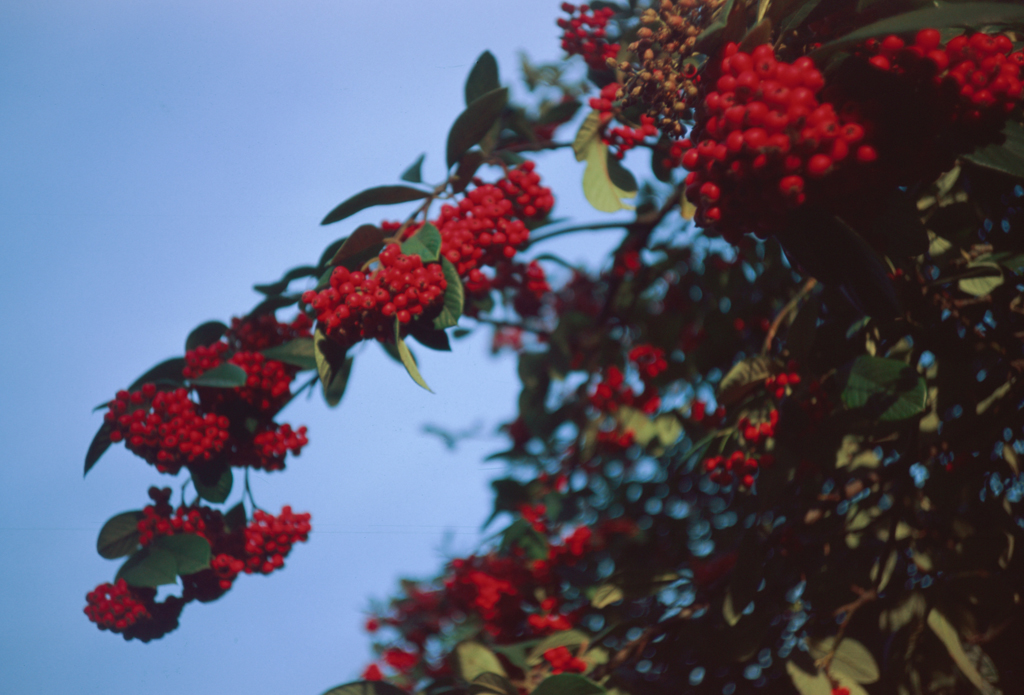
557;3;619;70
543;646;588;675
105;385;230;474
678;43;874;241
302;244;448;349
84;579;151;632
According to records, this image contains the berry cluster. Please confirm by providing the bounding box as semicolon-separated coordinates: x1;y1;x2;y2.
588;84;661;159
242;507;312;575
557;3;619;70
679;44;874;241
765;369;801;400
589;346;666;415
703;450;763;487
863;30;1023;119
543;646;588;675
252;423;309;471
106;385;230;474
302;245;448;349
228;351;295;411
228;312;312;352
137;487;207;545
495;160;554;220
84;579;151;633
432;185;531;276
737;410;779;446
447;555;527;638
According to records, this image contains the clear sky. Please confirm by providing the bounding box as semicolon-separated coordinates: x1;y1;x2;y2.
0;2;628;693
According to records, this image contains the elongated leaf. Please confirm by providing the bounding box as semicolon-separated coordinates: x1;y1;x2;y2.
469;673;518;695
539;99;581;125
527;630;591;665
573;111;603;162
582;140;635;213
841;356;926;421
591;584;624;608
321;186;430;226
465;51;500;106
127;357;187;391
447;87;509;168
84;421;113;476
718;356;774;406
813;3;1024;61
224;502;247;533
434;258;464;330
959;262;1004;297
314;329;353;407
395;322;432;393
457;641;507;681
321;683;408;695
606;151;638;194
185;321;228;352
190;362;247;388
964;120;1024;181
262;337;317;370
452;150;486;194
808;637;879;684
928;610;1002;695
155;533;211;575
329;225;388;267
693;0;743;56
97;511;144;559
253;265;320;296
191;465;232;504
785;662;832;695
532;674;605;695
401;222;442;264
400;153;425;183
117;547;178;587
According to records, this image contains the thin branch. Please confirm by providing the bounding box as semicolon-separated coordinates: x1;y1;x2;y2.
762;278;817;355
526;221;633;248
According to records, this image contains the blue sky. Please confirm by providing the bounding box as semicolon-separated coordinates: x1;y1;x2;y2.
0;2;628;693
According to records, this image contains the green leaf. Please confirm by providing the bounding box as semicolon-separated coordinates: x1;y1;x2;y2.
500;519;547;560
606;151;638;195
582;140;636;213
155;533;211;575
469;673;518;695
841;356;926;421
958;262;1004;297
400;222;442;264
465;51;500;106
253;265;319;296
718;356;774;406
321;186;431;226
191;465;232;503
452;150;486;194
723;529;767;627
261;337;317;370
785;661;832;695
97;511;143;559
808;637;879;684
400;153;425;183
117;547;179;587
328;225;388;268
539;99;581;125
395;328;433;392
314;329;354;407
573;111;603;162
927;610;1001;695
491;640;543;669
224;502;247;533
84;421;113;476
591;584;624;608
190;363;248;388
964;120;1024;181
693;0;744;57
409;325;452;352
433;258;465;330
813;3;1024;61
532;674;605;695
185;321;228;352
447;87;509;168
457;641;507;681
127;357;187;391
321;682;408;695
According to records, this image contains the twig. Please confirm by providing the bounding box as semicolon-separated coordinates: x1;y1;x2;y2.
526;221;633;248
587;605;706;681
762;278;817;355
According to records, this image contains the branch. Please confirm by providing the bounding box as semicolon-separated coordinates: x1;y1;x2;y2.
762;278;816;355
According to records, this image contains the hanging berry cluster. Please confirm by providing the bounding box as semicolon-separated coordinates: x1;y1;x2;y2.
85;487;310;640
557;3;619;70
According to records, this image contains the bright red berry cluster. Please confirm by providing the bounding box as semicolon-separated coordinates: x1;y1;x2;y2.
496;160;555;220
557;3;619;70
137;487;207;545
704;450;763;487
678;43;874;241
106;385;230;474
302;244;448;349
242;506;312;575
589;84;660;158
432;185;532;276
185;343;297;413
589;345;666;414
84;579;151;632
228;312;312;352
543;646;588;674
252;423;309;471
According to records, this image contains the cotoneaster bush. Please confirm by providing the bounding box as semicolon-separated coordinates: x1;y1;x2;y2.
83;2;1024;695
